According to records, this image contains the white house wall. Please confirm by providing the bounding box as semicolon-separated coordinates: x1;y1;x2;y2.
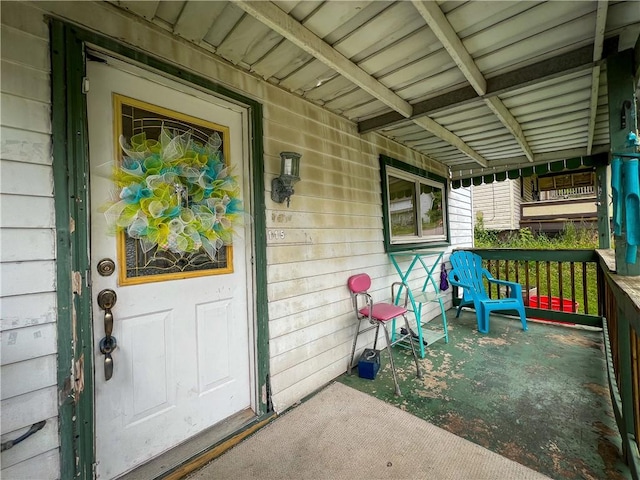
514;177;534;227
0;3;60;479
472;180;516;231
0;2;473;477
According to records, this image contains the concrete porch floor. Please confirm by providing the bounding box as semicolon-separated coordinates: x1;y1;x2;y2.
339;310;631;480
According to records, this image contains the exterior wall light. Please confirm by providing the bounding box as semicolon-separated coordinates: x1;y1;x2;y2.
271;151;302;207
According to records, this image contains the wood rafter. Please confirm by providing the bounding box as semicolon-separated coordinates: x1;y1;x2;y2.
358;41;613;134
234;0;413;118
587;0;608;155
413;117;488;168
413;0;533;162
485;97;534;162
119;0;159;20
411;1;486;95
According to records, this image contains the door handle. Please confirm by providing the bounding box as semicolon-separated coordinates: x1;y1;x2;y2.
97;289;118;381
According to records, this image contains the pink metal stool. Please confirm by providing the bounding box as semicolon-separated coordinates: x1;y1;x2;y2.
347;273;422;396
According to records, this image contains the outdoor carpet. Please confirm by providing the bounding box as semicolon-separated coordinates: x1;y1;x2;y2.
188;382;550;479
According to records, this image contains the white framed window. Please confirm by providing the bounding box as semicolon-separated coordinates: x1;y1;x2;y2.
380;156;449;251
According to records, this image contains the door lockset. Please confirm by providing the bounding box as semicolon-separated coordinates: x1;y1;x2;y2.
97;289;118;381
97;258;116;277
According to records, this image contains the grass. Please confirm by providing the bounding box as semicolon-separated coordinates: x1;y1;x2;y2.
474;220;600;315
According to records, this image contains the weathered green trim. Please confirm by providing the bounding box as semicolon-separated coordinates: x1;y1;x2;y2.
450;153;609;188
596;164;612;249
68;25;260;116
635;32;640;82
467;248;598;263
603;317;625;434
625;434;640;480
379;154;450;253
607;49;640;275
53;19;271;476
600;257;640;478
604;258;640;455
50;21;76;480
454;248;602;326
603;301;640;479
617;304;636;453
451;297;602;327
249;101;270;415
51;19;96;479
66;27;95;480
523;308;602;327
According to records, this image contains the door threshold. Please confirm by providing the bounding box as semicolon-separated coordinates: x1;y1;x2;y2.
118;409;274;480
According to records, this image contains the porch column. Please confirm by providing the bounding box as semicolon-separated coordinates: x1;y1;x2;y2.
596;164;611;249
607;48;640;276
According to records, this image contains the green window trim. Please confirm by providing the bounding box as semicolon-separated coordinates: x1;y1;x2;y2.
380;154;450;252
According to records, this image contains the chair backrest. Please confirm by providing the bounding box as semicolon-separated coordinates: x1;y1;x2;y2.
449;251;487;295
347;273;371;294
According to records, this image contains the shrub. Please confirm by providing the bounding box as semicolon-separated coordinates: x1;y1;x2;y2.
473;223;599;315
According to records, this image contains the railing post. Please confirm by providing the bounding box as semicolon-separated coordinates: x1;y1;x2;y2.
617;305;636;461
607;49;640;276
596;164;611;249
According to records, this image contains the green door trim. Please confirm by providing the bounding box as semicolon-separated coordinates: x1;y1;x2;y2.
50;19;269;479
51;21;94;479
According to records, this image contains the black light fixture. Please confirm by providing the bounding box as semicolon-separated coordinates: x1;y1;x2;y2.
271;151;302;207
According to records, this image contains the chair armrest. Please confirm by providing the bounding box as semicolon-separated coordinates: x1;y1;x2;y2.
391;281;409;308
483;268;521;288
355;292;374;319
485;276;523;297
486;277;520;287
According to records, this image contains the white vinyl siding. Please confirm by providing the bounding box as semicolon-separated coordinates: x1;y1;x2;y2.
472;180;518;231
449;187;473;249
0;3;60;478
0;6;476;478
511;179;522;228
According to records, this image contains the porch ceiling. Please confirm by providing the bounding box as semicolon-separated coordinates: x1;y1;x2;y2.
109;0;640;180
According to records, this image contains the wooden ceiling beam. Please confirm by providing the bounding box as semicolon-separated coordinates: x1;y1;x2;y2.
411;0;486;95
411;1;532;163
358;42;615;134
234;0;413;118
118;1;159;20
413;117;488;168
587;0;608;155
586;66;602;155
485;97;534;162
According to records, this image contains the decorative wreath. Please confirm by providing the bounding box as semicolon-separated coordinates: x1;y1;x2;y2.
104;127;242;261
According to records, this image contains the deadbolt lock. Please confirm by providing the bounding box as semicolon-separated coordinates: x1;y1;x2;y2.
97;258;116;277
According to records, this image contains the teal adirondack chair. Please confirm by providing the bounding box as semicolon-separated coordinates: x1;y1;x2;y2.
448;251;527;334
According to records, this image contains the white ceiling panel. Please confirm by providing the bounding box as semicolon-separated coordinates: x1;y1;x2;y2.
108;0;640;177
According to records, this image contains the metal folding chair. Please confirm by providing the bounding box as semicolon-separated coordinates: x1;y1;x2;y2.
347;273;422;396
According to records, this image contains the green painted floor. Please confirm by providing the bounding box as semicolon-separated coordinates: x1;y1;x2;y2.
339;310;631;480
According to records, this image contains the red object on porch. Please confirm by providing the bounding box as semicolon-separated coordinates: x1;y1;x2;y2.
528;296;579;324
529;296;579;312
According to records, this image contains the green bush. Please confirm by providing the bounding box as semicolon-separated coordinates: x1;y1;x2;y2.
473;223;599;315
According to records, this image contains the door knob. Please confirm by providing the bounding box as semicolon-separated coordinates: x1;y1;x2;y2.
97;289;118;381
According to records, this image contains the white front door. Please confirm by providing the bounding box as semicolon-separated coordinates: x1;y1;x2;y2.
87;59;254;479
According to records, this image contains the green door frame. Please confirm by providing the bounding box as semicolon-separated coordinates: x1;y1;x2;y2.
50;19;270;479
